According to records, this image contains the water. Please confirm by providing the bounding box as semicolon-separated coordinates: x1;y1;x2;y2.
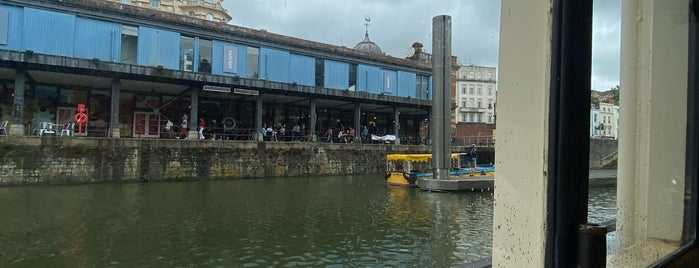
0;176;614;267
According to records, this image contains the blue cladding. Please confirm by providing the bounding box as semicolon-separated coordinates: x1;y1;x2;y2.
289;54;315;86
397;71;417;98
74;17;120;61
357;64;381;93
259;48;290;83
137;26;180;69
23;8;75;57
382;70;398;95
324;60;349;90
212;40;246;76
0;5;22;51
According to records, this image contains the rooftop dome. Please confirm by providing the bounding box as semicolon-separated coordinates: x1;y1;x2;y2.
353;17;382;54
354;32;383;54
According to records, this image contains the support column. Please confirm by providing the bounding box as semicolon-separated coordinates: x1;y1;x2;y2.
188;87;199;140
393;106;400;145
109;78;121;138
431;15;452;180
256;94;263;141
9;69;26;136
309;98;317;141
353;102;361;141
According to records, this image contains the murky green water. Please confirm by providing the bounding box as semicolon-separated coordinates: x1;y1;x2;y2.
0;176;614;267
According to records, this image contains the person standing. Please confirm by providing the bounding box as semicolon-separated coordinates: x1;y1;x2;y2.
198;118;206;140
467;144;478;176
180;114;188;139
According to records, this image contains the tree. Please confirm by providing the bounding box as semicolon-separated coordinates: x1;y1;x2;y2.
610;85;619;104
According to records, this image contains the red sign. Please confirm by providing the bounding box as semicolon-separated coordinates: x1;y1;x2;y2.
77;103;85;113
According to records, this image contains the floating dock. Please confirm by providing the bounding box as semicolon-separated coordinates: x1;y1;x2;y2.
418;176;494;192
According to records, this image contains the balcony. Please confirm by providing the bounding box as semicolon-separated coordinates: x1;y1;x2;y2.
459;107;488;112
179;0;228;13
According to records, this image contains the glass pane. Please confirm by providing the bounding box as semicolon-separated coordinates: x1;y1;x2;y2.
180;36;194;71
198;39;212;74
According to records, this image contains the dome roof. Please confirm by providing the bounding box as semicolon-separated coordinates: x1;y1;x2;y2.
354;33;383;54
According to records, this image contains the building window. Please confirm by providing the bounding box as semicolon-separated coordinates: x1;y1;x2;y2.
461;85;466;94
120;25;138;65
461;113;467;122
478;99;482;108
468;71;474;79
122;0;131;4
246;47;259;78
476;72;481;79
469;113;475;122
488;72;493;80
477;85;482;95
488;85;493;95
187;11;195;17
462;99;468;108
469;85;474;95
315;58;324;87
198;39;212;74
206;13;214;21
477;114;482;123
150;0;159;8
180;36;195;71
470;98;475;108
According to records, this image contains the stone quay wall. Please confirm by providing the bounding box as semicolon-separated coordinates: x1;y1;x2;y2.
0;137;610;186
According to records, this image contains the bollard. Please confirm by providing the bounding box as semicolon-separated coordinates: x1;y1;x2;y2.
577;223;608;268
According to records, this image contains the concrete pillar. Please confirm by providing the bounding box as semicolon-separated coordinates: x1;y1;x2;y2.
256;94;263;141
9;69;26;136
109;78;121;138
354;102;361;141
393;106;400;145
188;87;199;139
309;98;317;141
431;15;452;180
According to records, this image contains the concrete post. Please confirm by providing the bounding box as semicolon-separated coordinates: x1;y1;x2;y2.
309;98;317;141
109;78;121;138
354;102;361;142
393;106;400;145
256;94;263;141
431;15;452;180
188;87;199;139
10;69;26;136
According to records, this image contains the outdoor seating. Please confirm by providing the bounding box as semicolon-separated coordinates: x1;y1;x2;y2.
34;122;56;136
60;122;75;136
0;120;7;135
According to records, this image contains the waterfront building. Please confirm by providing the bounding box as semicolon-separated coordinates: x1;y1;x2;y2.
453;64;496;145
599;102;616;139
0;0;432;142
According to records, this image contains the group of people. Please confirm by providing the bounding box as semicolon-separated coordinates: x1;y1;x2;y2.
325;126;363;143
166;114;208;140
261;123;305;142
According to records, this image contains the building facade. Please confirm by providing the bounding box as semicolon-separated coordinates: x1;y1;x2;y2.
109;0;232;23
453;64;497;145
0;0;432;143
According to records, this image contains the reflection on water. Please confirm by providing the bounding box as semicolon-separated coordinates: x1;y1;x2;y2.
0;176;613;267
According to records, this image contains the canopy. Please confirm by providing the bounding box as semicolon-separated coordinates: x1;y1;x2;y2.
386;153;460;162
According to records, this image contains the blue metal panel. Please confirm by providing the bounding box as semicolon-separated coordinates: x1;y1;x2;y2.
289;53;315;86
211;40;246;76
259;47;290;83
0;5;22;51
357;64;381;93
397;71;417;98
74;17;120;61
137;26;180;69
23;8;75;57
323;60;349;90
382;69;398;95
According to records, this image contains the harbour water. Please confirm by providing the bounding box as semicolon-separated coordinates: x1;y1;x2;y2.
0;175;615;267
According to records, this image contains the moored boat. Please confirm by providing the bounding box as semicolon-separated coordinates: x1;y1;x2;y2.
385;153;495;187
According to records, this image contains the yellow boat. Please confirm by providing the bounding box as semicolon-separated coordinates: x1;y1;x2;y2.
385;153;495;187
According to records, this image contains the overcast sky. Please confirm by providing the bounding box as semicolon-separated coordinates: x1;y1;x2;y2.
223;0;620;92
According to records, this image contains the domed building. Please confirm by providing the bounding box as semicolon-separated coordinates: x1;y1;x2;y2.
353;17;383;55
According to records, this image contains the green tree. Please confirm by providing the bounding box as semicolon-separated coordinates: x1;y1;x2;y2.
610;85;620;104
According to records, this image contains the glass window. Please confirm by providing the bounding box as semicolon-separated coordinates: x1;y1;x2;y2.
315;58;324;87
462;99;467;108
476;72;481;79
206;13;214;21
198;39;212;74
246;47;259;79
469;85;474;95
477;99;482;108
477;85;482;95
461;112;467;122
461;85;466;94
488;85;493;95
488;72;493;80
180;36;194;71
469;113;474;122
349;64;358;89
150;0;159;8
477;113;482;123
120;25;138;65
187;11;195;17
468;71;474;79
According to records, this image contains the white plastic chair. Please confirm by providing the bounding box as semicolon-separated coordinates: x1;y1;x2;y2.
60;122;75;136
0;120;8;136
34;122;56;136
